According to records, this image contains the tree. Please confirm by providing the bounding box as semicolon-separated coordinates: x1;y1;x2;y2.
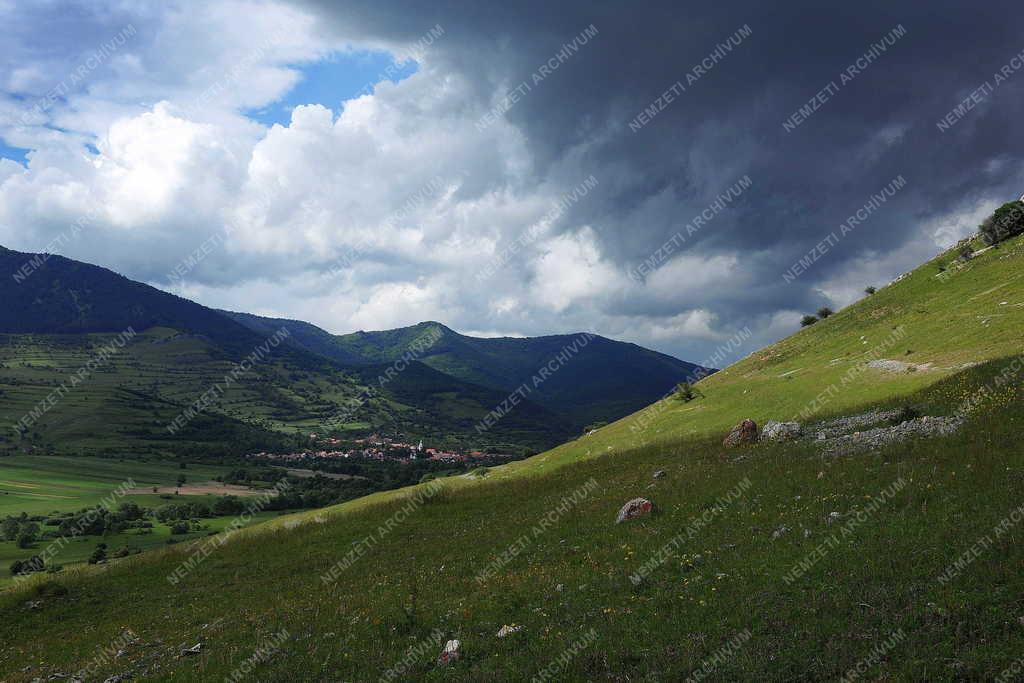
16;531;35;549
675;381;703;402
170;521;190;535
176;475;186;488
817;307;834;319
800;315;818;327
980;200;1024;245
864;286;876;295
88;543;108;564
212;496;244;516
0;517;19;541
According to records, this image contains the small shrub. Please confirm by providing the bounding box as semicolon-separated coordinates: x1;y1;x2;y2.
864;286;876;295
87;543;107;565
800;315;819;327
817;307;834;319
169;521;190;535
675;382;703;403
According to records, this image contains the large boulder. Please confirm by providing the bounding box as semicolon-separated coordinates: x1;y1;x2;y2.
762;420;802;441
723;419;759;447
616;498;654;523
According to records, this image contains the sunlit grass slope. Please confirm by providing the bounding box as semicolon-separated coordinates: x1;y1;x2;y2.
510;234;1024;476
1;236;1023;681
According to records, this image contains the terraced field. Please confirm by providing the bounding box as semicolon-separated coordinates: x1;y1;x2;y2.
0;327;365;457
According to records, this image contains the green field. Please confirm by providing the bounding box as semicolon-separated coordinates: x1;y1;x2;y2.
0;455;233;516
0;510;280;590
1;235;1022;680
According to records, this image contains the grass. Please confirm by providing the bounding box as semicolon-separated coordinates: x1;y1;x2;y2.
0;236;1022;680
0;358;1021;680
0;455;231;516
0;510;280;590
497;233;1024;479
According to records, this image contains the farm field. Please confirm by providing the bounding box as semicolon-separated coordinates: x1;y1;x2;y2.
0;455;236;516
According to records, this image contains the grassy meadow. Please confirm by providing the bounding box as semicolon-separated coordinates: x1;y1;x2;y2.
0;235;1022;680
0;357;1021;680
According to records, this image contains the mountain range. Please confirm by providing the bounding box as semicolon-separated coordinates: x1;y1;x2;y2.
0;245;709;455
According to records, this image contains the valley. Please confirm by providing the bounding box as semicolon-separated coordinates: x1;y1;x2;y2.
1;230;1022;680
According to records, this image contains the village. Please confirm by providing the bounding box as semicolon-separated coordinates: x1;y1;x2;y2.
247;433;519;465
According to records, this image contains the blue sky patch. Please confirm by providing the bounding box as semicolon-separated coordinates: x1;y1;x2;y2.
0;140;29;165
246;49;418;127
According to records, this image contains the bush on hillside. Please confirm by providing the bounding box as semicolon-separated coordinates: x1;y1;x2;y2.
87;543;107;564
800;315;818;327
980;200;1024;245
865;286;876;295
10;556;44;576
675;382;703;403
817;307;834;319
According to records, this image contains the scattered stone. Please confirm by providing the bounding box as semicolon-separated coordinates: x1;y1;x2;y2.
180;643;202;657
616;498;654;523
761;421;802;441
812;409;903;439
828;512;841;524
555;584;564;592
868;359;933;373
821;415;964;456
437;640;461;666
723;419;759;447
771;526;791;540
497;624;523;638
652;470;666;479
803;528;812;539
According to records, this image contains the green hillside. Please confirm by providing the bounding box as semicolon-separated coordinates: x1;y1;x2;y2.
226;315;712;428
0;247;572;453
0;327;565;456
2;234;1023;681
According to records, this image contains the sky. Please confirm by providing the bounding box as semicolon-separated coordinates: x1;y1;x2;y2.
1;0;1023;365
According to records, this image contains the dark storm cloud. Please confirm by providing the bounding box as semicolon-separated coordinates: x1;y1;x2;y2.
299;0;1024;326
